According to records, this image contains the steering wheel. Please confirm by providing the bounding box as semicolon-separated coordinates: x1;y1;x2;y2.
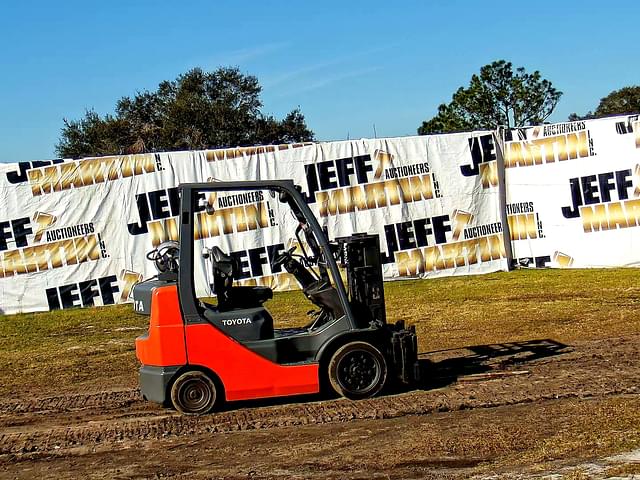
272;246;297;269
146;241;180;273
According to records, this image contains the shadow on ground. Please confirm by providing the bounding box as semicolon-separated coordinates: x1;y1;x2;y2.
418;338;570;389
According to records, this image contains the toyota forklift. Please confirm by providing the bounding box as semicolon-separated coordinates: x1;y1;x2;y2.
134;180;418;414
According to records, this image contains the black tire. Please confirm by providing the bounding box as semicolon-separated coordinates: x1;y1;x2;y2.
328;341;387;400
170;370;218;415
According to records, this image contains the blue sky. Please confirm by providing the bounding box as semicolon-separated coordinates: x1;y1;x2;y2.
0;0;638;163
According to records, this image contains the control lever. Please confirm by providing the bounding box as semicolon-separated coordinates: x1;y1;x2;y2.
272;247;316;288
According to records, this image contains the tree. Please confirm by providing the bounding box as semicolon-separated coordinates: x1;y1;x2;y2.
254;109;314;145
56;67;314;158
569;86;640;121
418;60;562;135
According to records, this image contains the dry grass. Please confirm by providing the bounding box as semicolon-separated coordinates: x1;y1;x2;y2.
559;469;592;480
604;462;640;477
502;396;640;469
0;304;144;396
404;396;640;476
1;268;639;396
383;268;640;352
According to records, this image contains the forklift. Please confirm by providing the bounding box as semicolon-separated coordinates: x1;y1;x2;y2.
134;180;419;414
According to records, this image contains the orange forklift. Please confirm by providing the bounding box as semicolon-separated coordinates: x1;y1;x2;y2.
134;180;418;414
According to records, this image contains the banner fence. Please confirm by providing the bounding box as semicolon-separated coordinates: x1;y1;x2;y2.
0;113;638;315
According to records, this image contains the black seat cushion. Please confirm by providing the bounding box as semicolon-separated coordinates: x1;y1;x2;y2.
226;286;273;309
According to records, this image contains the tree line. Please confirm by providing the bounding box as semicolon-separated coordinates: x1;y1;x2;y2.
56;62;640;158
56;67;314;158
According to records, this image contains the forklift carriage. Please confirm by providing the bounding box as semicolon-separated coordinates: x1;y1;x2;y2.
134;180;419;414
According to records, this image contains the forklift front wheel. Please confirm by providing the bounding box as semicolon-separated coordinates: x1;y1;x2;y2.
328;341;387;400
170;370;218;415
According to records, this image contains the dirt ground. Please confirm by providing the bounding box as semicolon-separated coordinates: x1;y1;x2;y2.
1;334;639;479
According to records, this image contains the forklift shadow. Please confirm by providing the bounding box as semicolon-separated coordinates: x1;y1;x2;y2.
415;338;571;390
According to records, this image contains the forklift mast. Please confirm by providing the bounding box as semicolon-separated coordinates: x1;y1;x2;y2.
339;235;386;328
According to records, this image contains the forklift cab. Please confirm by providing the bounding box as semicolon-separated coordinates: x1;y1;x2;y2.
134;180;418;414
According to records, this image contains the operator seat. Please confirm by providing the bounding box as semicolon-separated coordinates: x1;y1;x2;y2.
209;246;273;311
204;246;275;341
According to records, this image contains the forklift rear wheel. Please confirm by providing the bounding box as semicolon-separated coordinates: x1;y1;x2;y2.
328;341;387;400
170;371;218;415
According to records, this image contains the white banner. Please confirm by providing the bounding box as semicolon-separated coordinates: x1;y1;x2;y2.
0;132;508;315
504;115;640;268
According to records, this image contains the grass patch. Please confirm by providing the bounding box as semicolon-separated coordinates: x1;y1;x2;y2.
382;268;640;351
1;268;639;396
604;462;640;477
0;304;145;396
517;396;640;465
470;396;640;475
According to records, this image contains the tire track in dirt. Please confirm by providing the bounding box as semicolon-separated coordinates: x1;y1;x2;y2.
1;376;638;457
0;388;142;415
0;389;154;432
